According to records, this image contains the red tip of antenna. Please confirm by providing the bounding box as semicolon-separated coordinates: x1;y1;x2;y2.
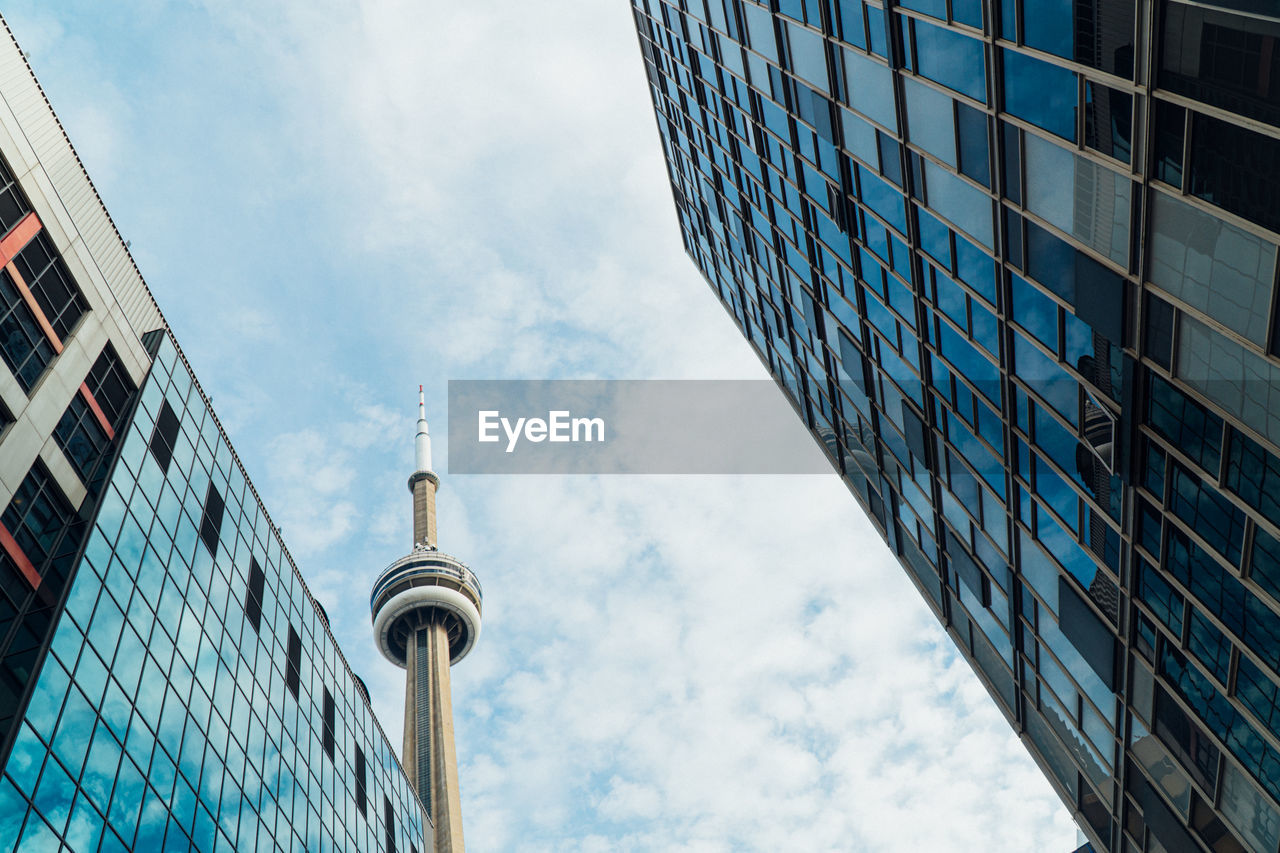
419;384;423;392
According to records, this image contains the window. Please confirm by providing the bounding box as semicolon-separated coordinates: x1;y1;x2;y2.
0;155;31;236
1186;609;1231;684
1083;81;1131;163
1;462;74;569
355;744;368;817
920;158;993;247
905;16;986;103
1138;559;1184;637
842;48;896;128
12;233;85;342
1153;101;1185;189
785;21;829;94
903;77;956;167
1153;684;1220;796
244;557;266;633
1218;761;1280;853
384;796;397;853
1169;464;1245;565
1148;190;1276;347
199;484;223;555
0;268;54;392
323;686;336;759
1189;112;1280;234
1147;374;1224;475
1160;2;1280;129
833;0;866;49
1176;314;1280;449
1143;293;1175;370
285;624;302;699
148;400;181;473
83;344;137;430
52;395;109;490
1002;49;1077;142
1225;430;1280;530
1022;132;1130;266
955;102;989;186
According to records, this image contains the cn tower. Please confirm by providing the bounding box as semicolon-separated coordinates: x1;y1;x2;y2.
371;389;482;852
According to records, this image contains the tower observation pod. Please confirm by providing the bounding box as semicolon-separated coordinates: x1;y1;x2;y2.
371;388;482;853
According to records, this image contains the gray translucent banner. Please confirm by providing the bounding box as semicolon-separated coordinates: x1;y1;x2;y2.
447;380;834;474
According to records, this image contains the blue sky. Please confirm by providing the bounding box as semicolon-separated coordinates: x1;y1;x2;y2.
8;2;1079;849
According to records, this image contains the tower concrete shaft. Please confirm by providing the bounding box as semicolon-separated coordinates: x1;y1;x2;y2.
412;475;438;548
372;389;481;853
404;619;464;852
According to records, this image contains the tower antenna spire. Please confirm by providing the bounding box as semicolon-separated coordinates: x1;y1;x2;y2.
416;385;433;476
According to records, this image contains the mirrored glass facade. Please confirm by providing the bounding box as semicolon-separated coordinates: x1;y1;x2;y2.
0;333;429;852
0;13;430;853
632;1;1280;849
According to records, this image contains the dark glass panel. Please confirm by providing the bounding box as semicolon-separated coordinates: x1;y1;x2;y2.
1188;112;1280;233
1160;1;1280;129
1147;373;1224;474
355;744;368;816
1225;429;1280;530
1083;82;1132;163
198;484;223;555
148;401;181;473
1022;0;1133;77
1153;100;1186;189
0;269;53;393
244;558;265;633
1143;293;1175;370
1000;121;1021;205
285;623;302;699
13;234;86;343
956;102;990;187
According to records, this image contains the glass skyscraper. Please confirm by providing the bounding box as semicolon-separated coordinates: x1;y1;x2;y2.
631;1;1280;850
0;16;431;853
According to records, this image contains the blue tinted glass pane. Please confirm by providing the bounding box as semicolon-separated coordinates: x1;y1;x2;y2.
1000;0;1016;38
1002;49;1077;142
934;273;967;327
917;208;952;265
836;0;867;48
788;23;830;94
1015;333;1077;425
955;235;997;305
911;17;987;102
1010;274;1059;350
903;77;957;166
1023;0;1073;60
843;49;897;127
956;102;990;186
866;5;888;57
953;0;983;27
744;2;779;61
922;159;993;247
858;164;908;233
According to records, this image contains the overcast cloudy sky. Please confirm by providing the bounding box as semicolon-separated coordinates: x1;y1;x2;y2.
8;2;1080;849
